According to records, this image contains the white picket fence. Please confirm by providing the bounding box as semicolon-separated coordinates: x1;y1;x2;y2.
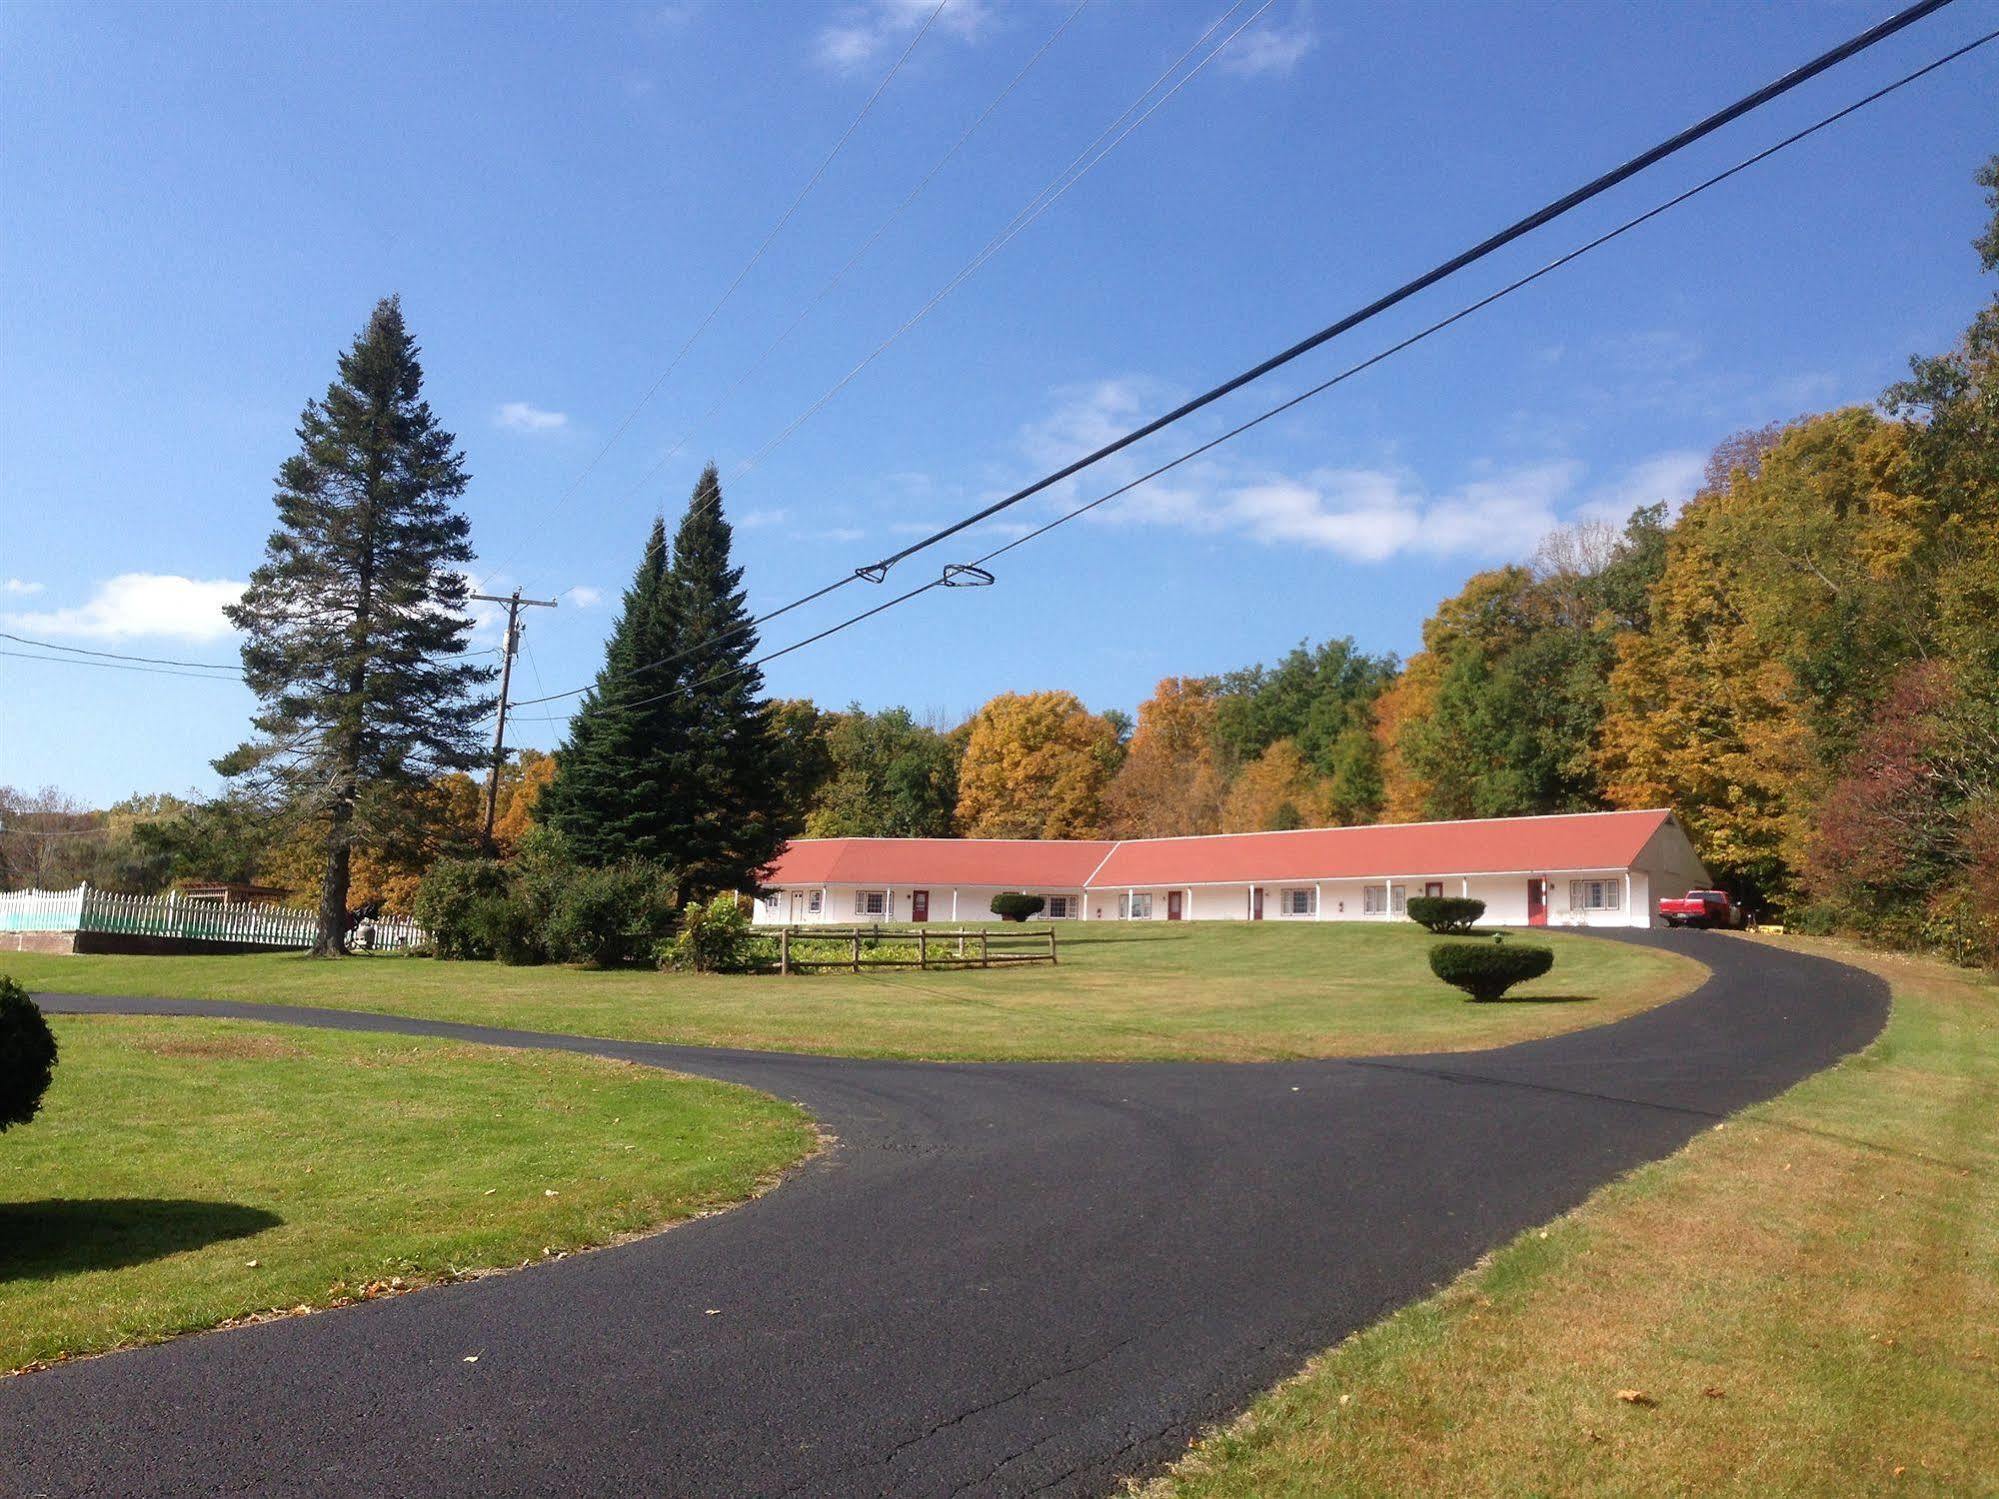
0;885;427;951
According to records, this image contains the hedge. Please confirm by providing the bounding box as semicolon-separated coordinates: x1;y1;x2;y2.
990;892;1046;922
1427;939;1554;1001
1406;895;1486;934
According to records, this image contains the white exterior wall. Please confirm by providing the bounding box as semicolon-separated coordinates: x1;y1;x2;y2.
756;817;1711;932
753;884;1089;926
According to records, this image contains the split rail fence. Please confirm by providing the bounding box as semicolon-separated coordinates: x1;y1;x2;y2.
776;924;1058;975
0;885;427;951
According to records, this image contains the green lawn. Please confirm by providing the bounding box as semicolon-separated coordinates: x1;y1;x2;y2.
1136;936;1999;1498
3;922;1703;1062
0;1015;815;1372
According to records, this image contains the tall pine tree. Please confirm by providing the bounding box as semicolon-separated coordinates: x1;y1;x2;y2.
657;464;791;899
538;518;686;866
222;297;493;955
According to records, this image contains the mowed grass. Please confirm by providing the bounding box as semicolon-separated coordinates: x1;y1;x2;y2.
0;1016;815;1372
1136;935;1999;1499
3;922;1703;1062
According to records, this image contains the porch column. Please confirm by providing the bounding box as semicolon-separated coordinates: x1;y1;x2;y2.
951;888;959;921
1315;882;1323;921
1127;887;1134;921
1623;871;1633;927
1384;879;1392;920
1461;876;1469;898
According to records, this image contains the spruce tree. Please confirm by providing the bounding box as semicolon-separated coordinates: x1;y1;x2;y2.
221;297;494;954
658;465;791;900
538;519;686;866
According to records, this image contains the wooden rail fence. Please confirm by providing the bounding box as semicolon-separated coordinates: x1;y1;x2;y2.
776;924;1057;975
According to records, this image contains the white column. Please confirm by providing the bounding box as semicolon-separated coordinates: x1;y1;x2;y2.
1623;871;1633;928
1315;882;1323;921
1461;876;1469;898
952;888;959;921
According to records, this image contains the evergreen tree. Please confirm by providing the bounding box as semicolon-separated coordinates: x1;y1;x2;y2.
538;518;685;866
657;465;791;899
221;297;493;954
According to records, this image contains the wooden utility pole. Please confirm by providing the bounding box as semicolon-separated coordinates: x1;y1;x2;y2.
472;589;557;850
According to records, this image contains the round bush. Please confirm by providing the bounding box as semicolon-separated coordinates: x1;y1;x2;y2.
1406;895;1486;934
990;892;1046;923
1;976;59;1132
545;861;677;968
412;858;516;960
663;892;771;974
1427;939;1554;1001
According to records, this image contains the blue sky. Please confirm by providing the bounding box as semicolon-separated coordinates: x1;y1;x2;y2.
3;0;1994;805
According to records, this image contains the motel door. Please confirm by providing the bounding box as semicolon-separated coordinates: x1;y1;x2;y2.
1526;878;1548;927
1167;891;1183;921
910;890;929;923
1250;887;1264;921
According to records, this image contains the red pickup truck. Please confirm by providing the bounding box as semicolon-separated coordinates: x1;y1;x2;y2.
1658;889;1746;929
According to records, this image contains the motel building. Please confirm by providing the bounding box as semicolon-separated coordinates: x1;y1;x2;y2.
754;808;1709;931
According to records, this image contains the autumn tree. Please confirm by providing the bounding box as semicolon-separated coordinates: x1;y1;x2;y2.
954;691;1118;838
1101;678;1227;837
221;297;494;953
1221;739;1327;832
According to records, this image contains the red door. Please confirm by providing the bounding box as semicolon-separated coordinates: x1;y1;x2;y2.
1251;887;1264;921
1526;878;1547;927
1166;891;1183;921
911;890;929;923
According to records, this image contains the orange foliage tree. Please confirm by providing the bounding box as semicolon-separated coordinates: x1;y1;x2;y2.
954;691;1119;838
1101;678;1227;838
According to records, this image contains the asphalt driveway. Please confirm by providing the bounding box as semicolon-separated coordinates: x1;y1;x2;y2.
3;932;1886;1497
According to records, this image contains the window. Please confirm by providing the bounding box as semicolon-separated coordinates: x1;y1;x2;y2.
807;890;823;914
1120;893;1154;919
762;893;781;913
1282;888;1315;916
855;890;887;918
1363;885;1384;915
1047;895;1076;919
1391;884;1407;915
1569;878;1622;912
1424;882;1444;899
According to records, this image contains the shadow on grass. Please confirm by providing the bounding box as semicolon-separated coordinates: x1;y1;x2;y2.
0;1199;281;1282
1469;993;1597;1005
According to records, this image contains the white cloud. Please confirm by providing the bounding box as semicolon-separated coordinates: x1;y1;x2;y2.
1221;7;1318;78
1014;380;1706;565
567;585;604;608
1577;450;1705;524
3;573;243;643
817;0;989;71
738;508;790;530
496;402;569;434
2;579;43;596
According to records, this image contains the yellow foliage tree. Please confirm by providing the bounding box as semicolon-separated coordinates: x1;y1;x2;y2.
1220;738;1329;832
490;748;557;855
954;690;1118;838
1101;678;1227;837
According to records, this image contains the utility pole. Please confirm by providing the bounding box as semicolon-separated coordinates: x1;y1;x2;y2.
472;589;557;851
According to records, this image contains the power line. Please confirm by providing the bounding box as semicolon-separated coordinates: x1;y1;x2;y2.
0;630;240;671
724;0;1274;486
638;20;1998;713
547;0;1262;601
475;0;952;591
503;0;1959;720
591;0;1097;542
0;648;245;682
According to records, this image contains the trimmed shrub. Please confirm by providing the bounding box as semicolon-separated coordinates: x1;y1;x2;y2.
1406;896;1486;934
990;892;1046;923
663;892;772;974
467;893;547;966
412;858;515;960
1427;938;1555;1001
545;861;677;968
1;977;59;1132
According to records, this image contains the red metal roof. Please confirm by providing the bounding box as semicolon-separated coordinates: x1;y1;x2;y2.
766;838;1117;889
1090;810;1673;886
763;812;1674;889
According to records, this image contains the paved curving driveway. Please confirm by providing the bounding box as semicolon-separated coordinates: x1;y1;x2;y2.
4;932;1885;1497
